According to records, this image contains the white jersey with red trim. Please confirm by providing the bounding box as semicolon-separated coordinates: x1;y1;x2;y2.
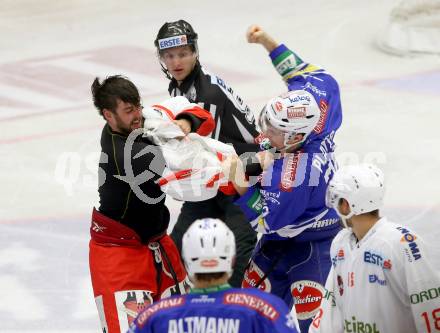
309;217;440;333
142;96;236;202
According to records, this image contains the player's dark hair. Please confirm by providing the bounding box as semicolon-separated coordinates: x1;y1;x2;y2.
91;75;141;117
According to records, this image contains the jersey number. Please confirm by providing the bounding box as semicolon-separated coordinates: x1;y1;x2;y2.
422;308;440;332
312;308;323;328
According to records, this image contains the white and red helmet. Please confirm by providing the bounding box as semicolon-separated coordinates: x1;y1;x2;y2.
326;164;385;220
258;90;320;149
182;218;235;278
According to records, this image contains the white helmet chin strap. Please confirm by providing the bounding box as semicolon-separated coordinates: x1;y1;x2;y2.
335;207;354;228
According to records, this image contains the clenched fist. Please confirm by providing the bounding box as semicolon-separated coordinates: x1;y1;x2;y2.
246;25;278;52
221;155;249;195
173;119;192;135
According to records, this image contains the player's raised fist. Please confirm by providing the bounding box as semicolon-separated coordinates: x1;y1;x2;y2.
246;25;278;52
246;25;266;44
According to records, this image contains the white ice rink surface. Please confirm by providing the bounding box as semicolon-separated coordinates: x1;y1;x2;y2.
0;0;439;331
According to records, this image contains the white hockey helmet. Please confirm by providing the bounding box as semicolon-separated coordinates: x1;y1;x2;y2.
258;90;320;149
182;218;236;278
326;164;385;219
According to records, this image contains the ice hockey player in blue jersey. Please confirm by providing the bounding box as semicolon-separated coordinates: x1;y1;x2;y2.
219;25;344;333
246;24;342;147
128;218;300;333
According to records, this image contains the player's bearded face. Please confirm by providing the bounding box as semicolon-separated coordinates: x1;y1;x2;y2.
112;100;143;135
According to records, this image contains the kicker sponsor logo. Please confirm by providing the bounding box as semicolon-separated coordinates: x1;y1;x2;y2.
291;280;325;320
224;293;279;320
242;261;271;292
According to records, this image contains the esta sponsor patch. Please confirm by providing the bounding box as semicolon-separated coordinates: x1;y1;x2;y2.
363;251;392;270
